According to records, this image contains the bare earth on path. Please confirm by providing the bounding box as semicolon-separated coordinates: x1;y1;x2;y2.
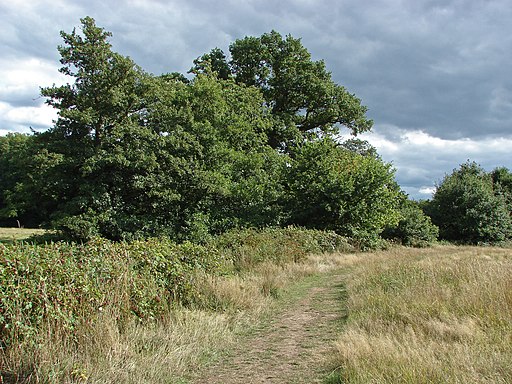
193;273;346;384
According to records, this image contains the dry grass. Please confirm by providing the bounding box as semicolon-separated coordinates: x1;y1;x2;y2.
1;251;350;383
3;309;236;383
0;227;48;242
331;246;512;383
7;245;509;383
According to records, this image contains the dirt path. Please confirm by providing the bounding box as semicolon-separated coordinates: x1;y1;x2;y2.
194;273;346;384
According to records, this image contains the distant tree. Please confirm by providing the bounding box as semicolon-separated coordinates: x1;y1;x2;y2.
339;138;379;158
0;134;33;226
427;161;512;243
30;17;150;239
0;133;60;228
192;31;373;149
32;17;287;240
383;198;439;247
283;139;401;246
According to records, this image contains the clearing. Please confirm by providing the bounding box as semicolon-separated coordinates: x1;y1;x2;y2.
0;227;48;242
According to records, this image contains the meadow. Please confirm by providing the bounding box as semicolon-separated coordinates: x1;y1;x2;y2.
330;246;512;383
0;228;48;243
1;230;511;383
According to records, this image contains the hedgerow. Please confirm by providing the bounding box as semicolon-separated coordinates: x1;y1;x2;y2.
0;227;351;348
0;238;220;347
212;227;353;270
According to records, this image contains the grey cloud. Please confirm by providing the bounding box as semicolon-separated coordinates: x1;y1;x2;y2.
2;0;512;197
0;94;43;109
301;0;512;140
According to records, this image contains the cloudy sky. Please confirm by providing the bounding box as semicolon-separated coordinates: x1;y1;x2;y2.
1;0;511;199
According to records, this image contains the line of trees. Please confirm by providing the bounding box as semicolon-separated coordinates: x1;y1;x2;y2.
0;17;404;246
0;17;510;246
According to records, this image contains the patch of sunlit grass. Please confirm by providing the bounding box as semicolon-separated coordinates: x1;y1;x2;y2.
331;246;512;383
0;227;48;242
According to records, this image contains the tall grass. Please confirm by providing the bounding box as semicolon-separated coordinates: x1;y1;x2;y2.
0;228;350;383
331;246;512;383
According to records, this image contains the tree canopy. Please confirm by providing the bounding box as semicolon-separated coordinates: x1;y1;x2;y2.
1;17;416;246
191;31;373;149
426;161;512;243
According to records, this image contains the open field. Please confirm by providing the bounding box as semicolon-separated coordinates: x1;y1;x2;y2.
0;227;48;242
190;246;512;383
1;244;511;383
329;246;512;383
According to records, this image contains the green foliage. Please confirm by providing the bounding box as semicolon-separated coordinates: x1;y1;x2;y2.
0;238;221;347
383;199;439;247
339;138;379;158
29;18;288;241
284;139;402;248
0;134;56;227
212;227;353;269
491;166;512;208
2;18;399;243
193;30;373;149
40;16;148;150
427;161;512;243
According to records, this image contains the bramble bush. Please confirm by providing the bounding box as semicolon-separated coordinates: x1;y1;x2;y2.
0;238;221;347
212;227;354;270
0;227;351;349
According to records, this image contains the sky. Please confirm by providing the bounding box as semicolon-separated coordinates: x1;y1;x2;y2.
1;0;511;199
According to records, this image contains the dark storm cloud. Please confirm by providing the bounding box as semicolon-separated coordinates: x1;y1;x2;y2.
301;0;512;140
2;0;511;196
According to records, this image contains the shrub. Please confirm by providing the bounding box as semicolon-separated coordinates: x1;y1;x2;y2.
0;238;220;347
427;162;512;243
0;227;350;350
212;227;353;270
383;200;439;247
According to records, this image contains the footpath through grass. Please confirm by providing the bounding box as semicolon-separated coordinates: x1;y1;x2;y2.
190;268;349;383
2;242;511;383
187;246;512;383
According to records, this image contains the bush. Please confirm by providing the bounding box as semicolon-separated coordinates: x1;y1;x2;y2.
427;162;512;243
211;227;353;270
0;227;351;350
0;238;220;347
383;200;439;247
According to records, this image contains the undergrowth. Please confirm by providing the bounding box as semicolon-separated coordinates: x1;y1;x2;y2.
0;227;351;383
